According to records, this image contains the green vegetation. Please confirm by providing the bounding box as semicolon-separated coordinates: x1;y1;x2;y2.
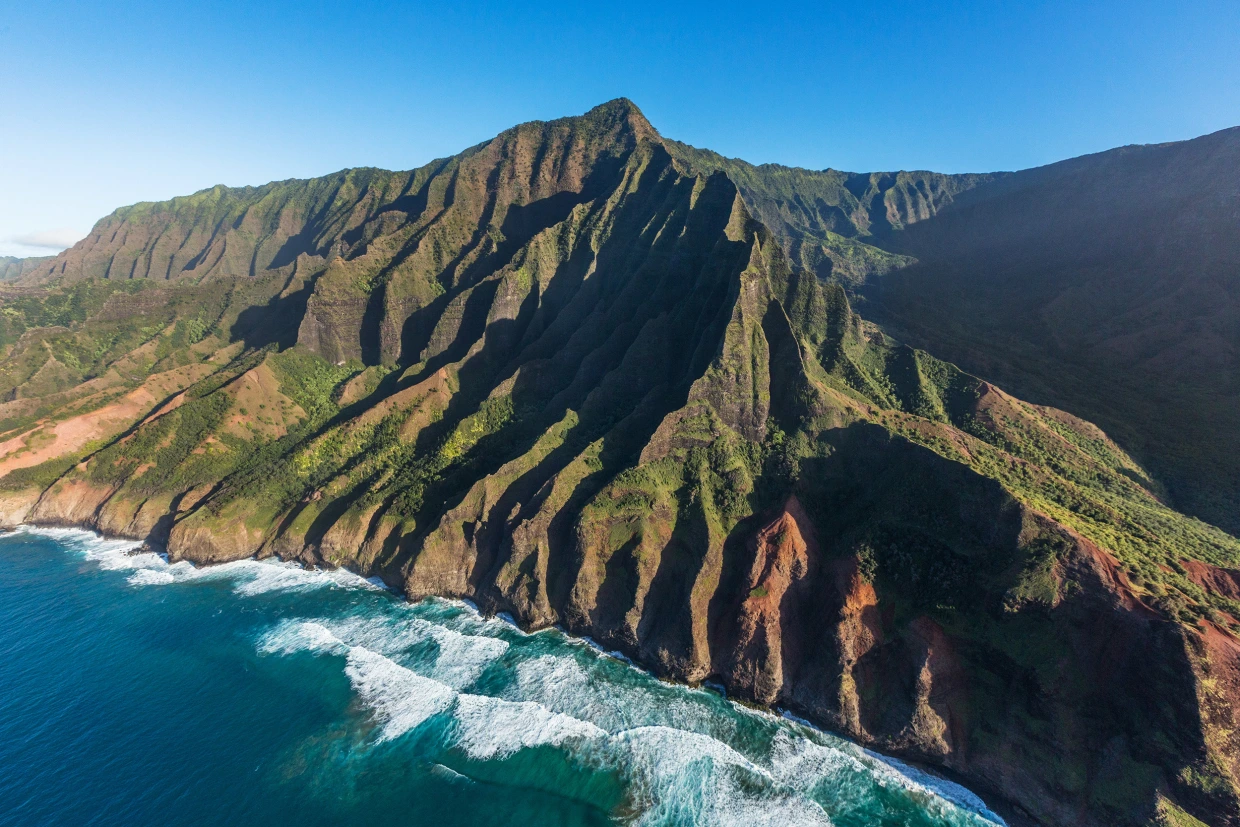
858;127;1240;537
665;139;990;284
0;449;92;492
0;278;147;350
0;100;1236;827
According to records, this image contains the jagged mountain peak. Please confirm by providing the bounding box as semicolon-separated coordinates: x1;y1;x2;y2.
484;97;660;165
20;100;665;290
2;102;1240;827
575;96;658;139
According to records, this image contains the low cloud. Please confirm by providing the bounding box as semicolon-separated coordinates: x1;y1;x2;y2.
10;228;86;250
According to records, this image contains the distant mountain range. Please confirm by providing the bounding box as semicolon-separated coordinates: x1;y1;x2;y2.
0;255;53;281
2;100;1237;827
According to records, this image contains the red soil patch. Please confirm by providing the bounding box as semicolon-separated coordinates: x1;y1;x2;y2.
1181;558;1240;601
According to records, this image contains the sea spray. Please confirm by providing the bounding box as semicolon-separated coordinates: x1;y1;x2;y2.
4;525;1007;827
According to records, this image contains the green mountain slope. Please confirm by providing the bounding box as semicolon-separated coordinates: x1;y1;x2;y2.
2;100;1238;827
663;140;999;284
859;127;1240;537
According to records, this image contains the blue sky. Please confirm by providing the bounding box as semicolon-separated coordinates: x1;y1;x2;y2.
2;0;1237;257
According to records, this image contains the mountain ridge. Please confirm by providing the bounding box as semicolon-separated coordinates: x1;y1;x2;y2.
863;122;1240;535
1;100;1238;827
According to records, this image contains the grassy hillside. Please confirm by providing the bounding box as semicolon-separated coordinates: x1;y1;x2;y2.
859;127;1240;536
2;101;1238;827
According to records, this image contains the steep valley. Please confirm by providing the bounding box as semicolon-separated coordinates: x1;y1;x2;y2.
1;100;1238;827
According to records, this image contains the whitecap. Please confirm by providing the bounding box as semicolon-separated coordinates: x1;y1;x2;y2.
305;615;432;655
425;624;509;688
258;618;602;756
23;525;381;596
127;568;176;586
32;522;1007;824
615;725;769;779
862;749;1006;824
17;525;147;567
494;611;528;634
259;620;456;742
579;635;637;666
258;620;350;656
768;730;1004;825
511;655;633;732
452;693;605;759
263;614;509;687
511;653;737;741
429;763;474;784
609;726;833;827
344;646;457;742
228;559;379;596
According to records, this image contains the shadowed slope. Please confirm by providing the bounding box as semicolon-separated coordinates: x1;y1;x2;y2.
664;140;1000;284
2;101;1239;827
862;127;1240;535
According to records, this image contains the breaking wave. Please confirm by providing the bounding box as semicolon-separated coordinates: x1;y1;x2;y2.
28;524;1006;826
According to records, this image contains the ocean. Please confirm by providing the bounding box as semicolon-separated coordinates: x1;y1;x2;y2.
0;526;1006;826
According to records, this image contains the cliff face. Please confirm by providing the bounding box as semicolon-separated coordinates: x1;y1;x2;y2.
2;100;1239;827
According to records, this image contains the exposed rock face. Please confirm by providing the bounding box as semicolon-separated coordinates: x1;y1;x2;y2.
0;489;39;524
3;100;1239;827
717;496;817;705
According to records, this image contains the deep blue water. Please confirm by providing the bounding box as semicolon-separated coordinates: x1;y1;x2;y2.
0;527;1006;826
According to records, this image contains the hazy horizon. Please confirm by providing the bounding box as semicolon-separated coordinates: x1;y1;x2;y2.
3;0;1238;257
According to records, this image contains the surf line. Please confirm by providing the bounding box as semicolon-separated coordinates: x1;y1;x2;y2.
4;523;1008;825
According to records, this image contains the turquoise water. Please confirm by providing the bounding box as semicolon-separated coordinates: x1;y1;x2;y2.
0;527;1005;827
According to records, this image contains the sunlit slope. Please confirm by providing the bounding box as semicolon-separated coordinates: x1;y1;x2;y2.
2;101;1238;827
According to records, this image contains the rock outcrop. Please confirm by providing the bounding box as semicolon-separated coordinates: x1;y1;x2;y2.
2;100;1239;827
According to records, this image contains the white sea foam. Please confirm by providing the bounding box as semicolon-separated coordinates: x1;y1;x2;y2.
768;730;1005;825
494;611;528;634
259;614;508;690
511;653;738;741
16;525;146;562
19;525;381;596
29;524;1003;824
126;568;177;586
579;635;637;666
425;624;509;688
322;616;432;655
251;612;1001;824
767;730;888;819
258;618;599;751
342;645;456;742
862;749;1006;825
230;559;378;596
259;620;350;656
429;763;474;784
616;725;768;778
609;726;833;827
511;655;633;732
258;621;454;741
453;694;605;759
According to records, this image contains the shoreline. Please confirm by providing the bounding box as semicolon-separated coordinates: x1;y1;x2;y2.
2;517;1033;826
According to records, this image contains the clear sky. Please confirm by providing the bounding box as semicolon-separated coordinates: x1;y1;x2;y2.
2;0;1237;257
